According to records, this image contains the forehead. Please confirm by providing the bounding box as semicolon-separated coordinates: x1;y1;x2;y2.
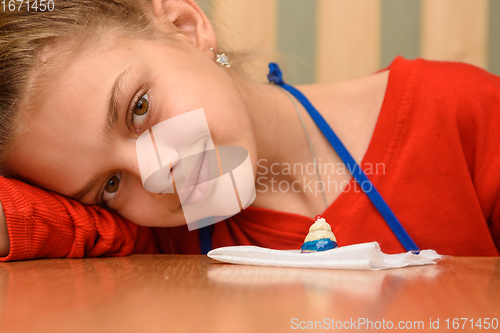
10;36;140;195
30;36;140;136
22;34;125;123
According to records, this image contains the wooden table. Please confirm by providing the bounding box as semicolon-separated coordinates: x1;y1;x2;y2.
0;256;498;332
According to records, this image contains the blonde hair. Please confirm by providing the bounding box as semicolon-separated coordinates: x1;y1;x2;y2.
0;0;167;175
0;0;264;177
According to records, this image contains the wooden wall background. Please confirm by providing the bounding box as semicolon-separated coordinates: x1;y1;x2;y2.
198;0;500;85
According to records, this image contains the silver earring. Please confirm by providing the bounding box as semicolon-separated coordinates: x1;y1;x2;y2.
210;47;230;67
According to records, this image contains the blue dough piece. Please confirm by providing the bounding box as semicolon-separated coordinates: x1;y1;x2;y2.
300;238;338;253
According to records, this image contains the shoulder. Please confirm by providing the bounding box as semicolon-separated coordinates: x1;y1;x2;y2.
387;56;500;131
401;57;500;185
397;56;500;103
390;58;500;229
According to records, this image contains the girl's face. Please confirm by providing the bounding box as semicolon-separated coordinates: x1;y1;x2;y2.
9;33;257;227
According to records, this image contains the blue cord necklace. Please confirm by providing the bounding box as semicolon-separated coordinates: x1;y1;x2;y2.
198;63;420;254
267;63;419;253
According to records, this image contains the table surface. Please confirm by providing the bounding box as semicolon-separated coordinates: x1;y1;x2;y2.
0;255;498;333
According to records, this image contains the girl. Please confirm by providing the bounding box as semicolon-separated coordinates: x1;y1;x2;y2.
0;0;498;261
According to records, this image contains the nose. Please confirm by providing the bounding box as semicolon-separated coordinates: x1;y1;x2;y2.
136;129;180;195
146;162;178;199
142;164;174;192
118;142;171;201
135;109;216;200
149;192;167;199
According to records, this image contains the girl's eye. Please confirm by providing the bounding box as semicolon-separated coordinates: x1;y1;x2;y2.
103;172;122;202
131;93;149;131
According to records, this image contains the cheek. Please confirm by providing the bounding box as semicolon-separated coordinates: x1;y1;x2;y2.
207;112;251;144
116;188;186;227
200;83;255;147
147;50;254;143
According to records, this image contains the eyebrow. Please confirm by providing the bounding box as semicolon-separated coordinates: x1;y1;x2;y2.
103;65;132;136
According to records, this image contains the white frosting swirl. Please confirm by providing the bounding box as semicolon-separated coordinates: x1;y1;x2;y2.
304;218;337;243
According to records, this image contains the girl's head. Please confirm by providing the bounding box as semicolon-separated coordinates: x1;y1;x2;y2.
0;0;258;226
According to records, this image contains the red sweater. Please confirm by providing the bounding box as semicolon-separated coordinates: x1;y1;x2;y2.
1;55;499;261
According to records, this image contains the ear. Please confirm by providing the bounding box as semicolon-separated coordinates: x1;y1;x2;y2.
152;0;217;58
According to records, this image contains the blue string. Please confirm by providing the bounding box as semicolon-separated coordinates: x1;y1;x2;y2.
268;63;419;253
199;226;212;255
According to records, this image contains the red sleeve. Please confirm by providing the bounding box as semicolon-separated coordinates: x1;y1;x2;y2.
411;59;500;253
444;61;500;251
0;176;159;261
476;72;500;250
491;192;500;250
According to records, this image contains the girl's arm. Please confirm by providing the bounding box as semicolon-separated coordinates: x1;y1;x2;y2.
0;176;159;262
0;202;8;256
